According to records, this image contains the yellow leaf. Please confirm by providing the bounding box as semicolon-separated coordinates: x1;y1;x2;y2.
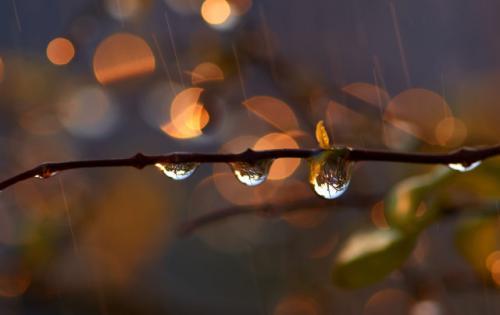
315;120;330;149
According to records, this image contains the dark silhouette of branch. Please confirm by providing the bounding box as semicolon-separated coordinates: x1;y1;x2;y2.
1;145;500;191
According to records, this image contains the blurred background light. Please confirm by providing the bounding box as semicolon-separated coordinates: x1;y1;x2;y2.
201;0;231;25
93;33;156;85
46;37;75;66
243;96;299;131
253;132;300;180
57;86;118;138
190;62;224;85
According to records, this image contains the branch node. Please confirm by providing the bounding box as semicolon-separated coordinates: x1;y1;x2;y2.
132;153;148;169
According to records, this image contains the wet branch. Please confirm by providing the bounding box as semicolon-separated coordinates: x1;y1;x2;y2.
1;145;500;191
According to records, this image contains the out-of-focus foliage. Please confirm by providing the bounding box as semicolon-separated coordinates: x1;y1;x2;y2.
332;227;416;288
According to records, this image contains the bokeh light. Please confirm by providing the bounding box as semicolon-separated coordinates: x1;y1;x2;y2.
161;87;210;139
491;259;500;285
486;250;500;270
190;62;224;85
243;96;299;131
342;82;390;109
46;37;75;66
141;81;182;128
410;300;443;315
93;33;156;84
434;116;468;147
57;86;118;138
201;0;232;25
364;289;413;315
385;88;452;145
253;132;300;180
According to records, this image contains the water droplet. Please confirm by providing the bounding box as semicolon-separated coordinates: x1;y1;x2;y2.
309;152;352;199
155;162;199;180
448;161;481;172
35;167;57;179
229;159;273;186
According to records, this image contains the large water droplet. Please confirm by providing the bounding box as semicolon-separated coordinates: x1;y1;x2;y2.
448;161;481;172
229;159;273;186
309;152;352;199
155;162;199;180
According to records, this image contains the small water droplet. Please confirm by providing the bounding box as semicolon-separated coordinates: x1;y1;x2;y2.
309;152;352;199
230;159;273;186
35;167;57;179
448;161;481;172
155;162;199;180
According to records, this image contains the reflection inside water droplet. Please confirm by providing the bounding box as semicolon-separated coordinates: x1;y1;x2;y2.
155;162;199;180
230;159;273;186
448;161;481;172
35;167;57;179
309;152;352;199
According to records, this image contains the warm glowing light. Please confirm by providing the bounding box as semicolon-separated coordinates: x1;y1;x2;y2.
325;100;371;145
491;259;500;286
370;201;389;229
486;251;500;271
243;96;299;131
57;86;118;138
191;62;224;85
342;82;390;108
435;116;467;147
253;132;300;180
364;289;413;315
385;89;452;145
410;300;442;315
93;33;156;84
162;87;210;139
46;37;75;66
273;295;321;315
201;0;231;25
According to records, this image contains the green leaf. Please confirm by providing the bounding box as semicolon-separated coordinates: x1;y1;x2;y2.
385;166;453;233
332;228;416;288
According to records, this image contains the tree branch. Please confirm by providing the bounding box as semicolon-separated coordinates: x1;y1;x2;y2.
1;145;500;191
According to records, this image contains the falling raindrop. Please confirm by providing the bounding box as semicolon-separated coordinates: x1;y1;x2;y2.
309;151;352;199
448;161;481;172
35;167;57;179
155;162;199;180
229;159;273;186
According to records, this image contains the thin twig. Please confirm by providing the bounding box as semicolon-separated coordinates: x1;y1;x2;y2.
1;145;500;191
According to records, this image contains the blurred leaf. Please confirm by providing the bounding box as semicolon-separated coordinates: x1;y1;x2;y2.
315;120;330;149
454;213;500;279
385;167;453;233
332;228;416;288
